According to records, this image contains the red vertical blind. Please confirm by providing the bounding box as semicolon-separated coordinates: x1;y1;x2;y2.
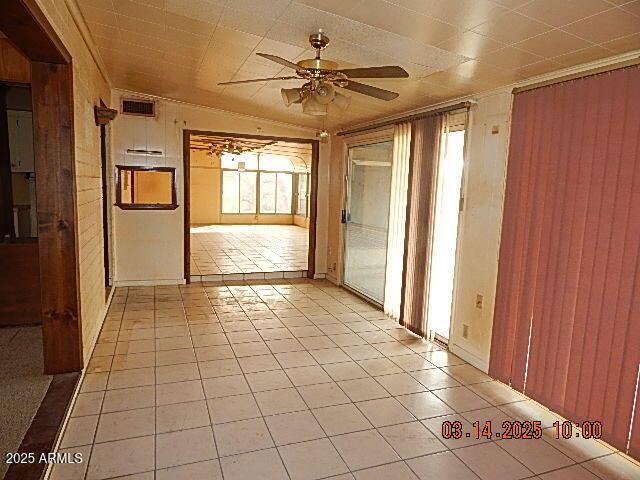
490;65;640;458
400;114;444;337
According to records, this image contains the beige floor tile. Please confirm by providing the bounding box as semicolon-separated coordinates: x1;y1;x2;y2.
498;438;574;474
115;339;155;355
156;459;222;480
538;464;601;480
297;382;351;408
60;415;99;447
155;336;193;351
95;407;155;443
379;421;447;459
411;368;461;390
442;364;492;385
156;400;211;433
107;367;155;390
274;351;317;368
309;347;352;364
86;435;155;480
358;358;403;376
237;353;282;373
323;361;369;381
49;446;91;480
374;372;427;396
432;386;492;412
156;380;205;405
245;369;293;392
214;417;274;457
455;442;533;480
155;362;200;384
111;352;156;371
156;426;217;468
156;348;196;366
354;461;419;480
422;414;490;449
101;386;155;413
267;338;306;353
285;365;332;386
264;410;325;446
396;391;455;420
406;451;477;480
254;387;307;415
278;438;349;480
191;333;229;348
80;372;109;393
468;381;528;406
231;340;270;357
338;377;390;402
541;428;615;462
220;448;289;480
331;429;400;470
199;358;242;378
390;354;436;372
72;392;105;417
499;399;561;428
207;394;262;424
203;375;251;398
355;397;415;427
193;341;234;359
313;403;372;436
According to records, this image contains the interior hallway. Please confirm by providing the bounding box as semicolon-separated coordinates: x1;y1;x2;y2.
51;280;639;480
190;225;309;277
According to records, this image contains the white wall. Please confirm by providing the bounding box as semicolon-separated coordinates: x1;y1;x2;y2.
448;90;513;371
111;90;326;284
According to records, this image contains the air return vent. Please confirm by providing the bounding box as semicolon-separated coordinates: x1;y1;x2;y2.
121;99;155;117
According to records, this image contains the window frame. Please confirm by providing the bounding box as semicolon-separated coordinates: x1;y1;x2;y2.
115;165;178;210
220;167;295;215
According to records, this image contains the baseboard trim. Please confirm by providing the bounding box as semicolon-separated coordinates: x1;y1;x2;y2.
449;342;489;373
113;279;187;286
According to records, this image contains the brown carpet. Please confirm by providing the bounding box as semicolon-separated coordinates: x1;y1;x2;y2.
0;326;52;479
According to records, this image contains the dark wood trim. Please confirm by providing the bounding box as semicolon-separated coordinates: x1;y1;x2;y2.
307;140;319;278
4;372;80;480
32;61;83;374
0;84;15;239
0;0;71;64
183;130;318;283
183;130;190;282
114;165;178;210
186;129;317;145
100;120;110;290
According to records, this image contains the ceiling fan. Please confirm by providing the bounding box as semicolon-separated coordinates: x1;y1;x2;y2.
218;30;409;115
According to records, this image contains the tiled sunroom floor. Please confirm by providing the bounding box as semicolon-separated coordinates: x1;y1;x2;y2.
53;280;639;480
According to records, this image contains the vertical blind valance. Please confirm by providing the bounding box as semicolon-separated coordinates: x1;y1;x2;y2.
490;65;640;459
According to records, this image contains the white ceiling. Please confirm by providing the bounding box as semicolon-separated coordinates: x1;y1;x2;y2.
78;0;640;129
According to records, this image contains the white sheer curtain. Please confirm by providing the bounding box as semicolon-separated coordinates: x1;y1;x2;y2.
383;122;411;319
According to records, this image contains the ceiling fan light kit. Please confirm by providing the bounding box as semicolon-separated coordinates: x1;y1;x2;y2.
219;29;409;116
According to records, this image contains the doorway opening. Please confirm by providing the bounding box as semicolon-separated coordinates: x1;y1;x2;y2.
426;122;466;342
342;140;393;305
184;131;318;282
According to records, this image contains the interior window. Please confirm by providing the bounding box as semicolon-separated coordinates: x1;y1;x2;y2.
297;173;309;217
116;166;177;210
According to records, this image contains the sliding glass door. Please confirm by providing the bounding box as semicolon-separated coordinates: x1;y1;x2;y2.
343;141;393;304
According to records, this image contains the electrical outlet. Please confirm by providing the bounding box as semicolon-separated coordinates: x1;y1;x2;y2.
462;324;470;339
475;294;484;309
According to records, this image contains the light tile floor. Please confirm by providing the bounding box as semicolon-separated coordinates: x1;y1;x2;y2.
190;225;309;276
52;280;640;480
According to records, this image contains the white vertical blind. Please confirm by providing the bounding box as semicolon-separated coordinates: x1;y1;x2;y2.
383;122;411;319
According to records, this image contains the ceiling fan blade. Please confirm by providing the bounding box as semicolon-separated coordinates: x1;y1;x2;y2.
256;53;301;71
339;80;399;101
337;66;409;79
218;76;298;85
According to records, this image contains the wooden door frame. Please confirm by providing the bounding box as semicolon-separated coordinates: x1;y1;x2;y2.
183;130;320;282
1;0;83;374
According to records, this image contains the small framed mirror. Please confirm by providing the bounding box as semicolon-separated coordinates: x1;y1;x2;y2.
115;165;178;210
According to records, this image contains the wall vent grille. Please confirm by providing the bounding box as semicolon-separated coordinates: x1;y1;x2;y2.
121;99;155;117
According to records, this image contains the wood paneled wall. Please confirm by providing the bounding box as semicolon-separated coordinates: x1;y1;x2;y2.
0;38;30;83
